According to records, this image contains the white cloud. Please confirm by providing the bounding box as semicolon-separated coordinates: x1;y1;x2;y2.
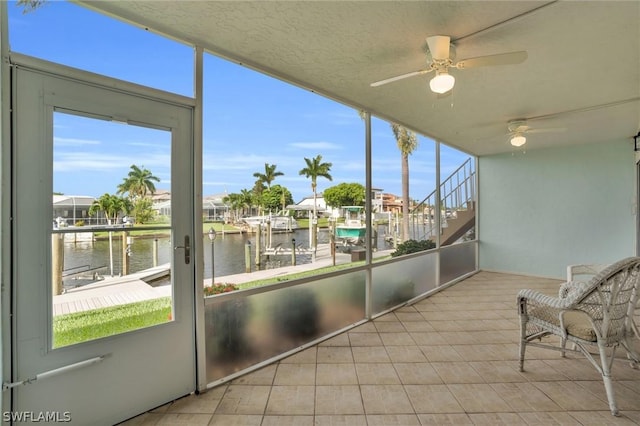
54;137;101;146
289;141;343;150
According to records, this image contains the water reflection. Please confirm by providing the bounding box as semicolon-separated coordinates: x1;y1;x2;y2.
61;226;393;288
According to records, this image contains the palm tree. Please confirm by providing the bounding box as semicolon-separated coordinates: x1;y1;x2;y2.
89;193;132;276
252;163;284;189
299;155;333;220
391;123;418;242
117;164;160;200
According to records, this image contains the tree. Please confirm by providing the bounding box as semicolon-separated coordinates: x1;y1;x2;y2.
117;164;160;200
131;198;156;224
89;193;131;225
261;185;293;212
17;0;46;13
88;193;131;277
298;155;333;219
391;123;418;242
252;163;284;189
323;182;365;208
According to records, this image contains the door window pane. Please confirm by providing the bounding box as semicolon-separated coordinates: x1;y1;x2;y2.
52;111;173;348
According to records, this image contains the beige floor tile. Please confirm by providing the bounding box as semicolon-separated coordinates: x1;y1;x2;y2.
516;411;581;425
419;345;463;362
351;346;391;363
374;321;406;333
315;385;365;415
316;363;358;385
470;360;528;383
260;415;313;426
313;414;367;425
208;414;263;425
165;388;227;414
265;385;315;415
384;346;427;362
230;364;276;385
575;379;640;411
395;312;425;322
360;384;414;414
155;413;213;425
430;362;484;384
490;382;562;412
531;381;609;411
317;346;353;363
518;359;571;382
447;383;512;412
466;412;526;425
567;410;639;425
543;358;608;381
348;332;383;346
401;321;435;332
366;414;421;425
280;347;317;364
274;363;316;385
379;332;416;346
404;384;464;413
119;412;164;425
416;413;473;425
408;331;447;345
215;385;270;415
394;362;443;385
355;362;401;384
319;334;350;346
349;322;377;333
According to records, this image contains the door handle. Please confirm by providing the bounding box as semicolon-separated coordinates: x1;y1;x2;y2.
174;235;190;264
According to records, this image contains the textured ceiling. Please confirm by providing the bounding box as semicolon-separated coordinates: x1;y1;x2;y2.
79;1;640;156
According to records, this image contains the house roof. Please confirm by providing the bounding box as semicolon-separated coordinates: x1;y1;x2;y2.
79;1;639;156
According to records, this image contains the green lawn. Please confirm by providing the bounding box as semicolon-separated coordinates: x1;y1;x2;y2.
53;297;171;347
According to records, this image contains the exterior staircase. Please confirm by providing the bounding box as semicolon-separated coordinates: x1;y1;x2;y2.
440;201;475;245
410;158;476;245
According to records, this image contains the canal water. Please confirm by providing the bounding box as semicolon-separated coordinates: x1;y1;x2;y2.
62;226;395;287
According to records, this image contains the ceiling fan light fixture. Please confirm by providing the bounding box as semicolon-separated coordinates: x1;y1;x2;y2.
510;134;526;147
429;71;455;94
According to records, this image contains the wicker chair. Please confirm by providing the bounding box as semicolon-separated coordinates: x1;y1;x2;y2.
517;257;640;416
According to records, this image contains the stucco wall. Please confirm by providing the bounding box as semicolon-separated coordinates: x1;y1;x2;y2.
478;140;636;279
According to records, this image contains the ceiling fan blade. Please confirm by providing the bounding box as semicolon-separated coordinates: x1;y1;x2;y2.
370;69;431;87
426;35;451;60
526;127;566;134
455;51;527;69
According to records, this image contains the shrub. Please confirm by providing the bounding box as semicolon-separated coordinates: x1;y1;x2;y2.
390;239;435;257
204;283;239;296
74;220;85;226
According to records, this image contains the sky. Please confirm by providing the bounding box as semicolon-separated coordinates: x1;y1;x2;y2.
7;1;470;204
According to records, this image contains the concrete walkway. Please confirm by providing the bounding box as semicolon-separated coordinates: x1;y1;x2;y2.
53;244;394;316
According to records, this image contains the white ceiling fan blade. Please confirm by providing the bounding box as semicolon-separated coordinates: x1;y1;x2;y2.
426;36;451;60
370;69;431;87
526;127;566;134
455;51;527;69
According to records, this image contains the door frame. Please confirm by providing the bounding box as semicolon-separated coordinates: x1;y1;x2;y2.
5;53;201;424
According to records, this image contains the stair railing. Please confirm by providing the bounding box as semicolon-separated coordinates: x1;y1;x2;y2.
410;158;475;241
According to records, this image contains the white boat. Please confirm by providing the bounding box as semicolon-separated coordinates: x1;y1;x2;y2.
241;214;298;232
335;206;366;246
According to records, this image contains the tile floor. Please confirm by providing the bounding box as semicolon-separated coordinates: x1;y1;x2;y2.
123;271;640;425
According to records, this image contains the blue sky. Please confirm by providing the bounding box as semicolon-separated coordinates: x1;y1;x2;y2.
8;1;469;203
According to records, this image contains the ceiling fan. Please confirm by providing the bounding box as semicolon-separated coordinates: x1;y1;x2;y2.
370;35;528;94
507;119;565;147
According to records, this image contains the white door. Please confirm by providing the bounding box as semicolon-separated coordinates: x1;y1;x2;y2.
9;59;196;424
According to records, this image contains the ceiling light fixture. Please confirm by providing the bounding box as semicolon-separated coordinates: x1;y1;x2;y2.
429;70;455;94
510;134;526;147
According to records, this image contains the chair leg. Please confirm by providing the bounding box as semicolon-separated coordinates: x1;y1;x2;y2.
597;342;620;416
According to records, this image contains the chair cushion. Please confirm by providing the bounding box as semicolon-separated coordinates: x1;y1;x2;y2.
531;308;597;342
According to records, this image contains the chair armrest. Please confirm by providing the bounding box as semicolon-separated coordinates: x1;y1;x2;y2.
566;263;608;281
518;288;574;311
